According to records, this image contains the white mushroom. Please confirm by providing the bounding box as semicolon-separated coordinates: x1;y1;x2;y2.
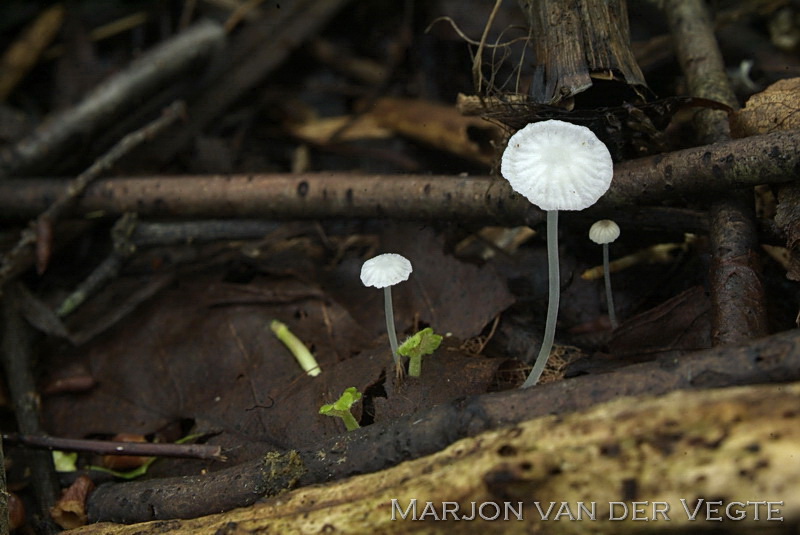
501;120;613;388
360;253;413;366
589;219;621;329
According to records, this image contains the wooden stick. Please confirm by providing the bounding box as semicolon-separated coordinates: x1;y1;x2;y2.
0;129;796;222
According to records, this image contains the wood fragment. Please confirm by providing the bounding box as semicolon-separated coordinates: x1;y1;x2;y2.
662;0;768;345
0;5;65;102
517;0;648;105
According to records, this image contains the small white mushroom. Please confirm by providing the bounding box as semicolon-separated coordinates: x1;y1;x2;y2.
589;219;621;329
501;120;613;388
360;253;413;366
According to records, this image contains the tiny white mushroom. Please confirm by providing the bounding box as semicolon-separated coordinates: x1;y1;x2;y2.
501;120;613;388
360;253;413;366
589;219;621;329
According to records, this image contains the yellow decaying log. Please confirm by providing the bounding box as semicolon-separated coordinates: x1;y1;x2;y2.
67;382;800;534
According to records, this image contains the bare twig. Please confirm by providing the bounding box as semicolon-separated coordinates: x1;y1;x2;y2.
662;0;768;345
0;4;65;102
131;219;280;247
0;129;797;222
1;285;60;533
56;213;138;317
0;101;186;294
0;429;6;535
2;434;224;462
68;272;175;346
139;0;353;166
0;20;223;177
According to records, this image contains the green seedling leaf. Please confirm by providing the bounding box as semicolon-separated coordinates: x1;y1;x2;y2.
398;328;443;377
319;387;362;431
398;328;443;358
53;450;78;472
88;459;155;480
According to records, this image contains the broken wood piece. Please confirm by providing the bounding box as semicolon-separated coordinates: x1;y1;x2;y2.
662;0;768;346
1;284;61;531
517;0;648;105
69;381;800;532
0;102;186;293
0;4;65;102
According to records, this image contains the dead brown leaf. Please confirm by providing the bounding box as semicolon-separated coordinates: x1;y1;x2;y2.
43;273;381;449
609;285;711;358
730;77;800;138
373;338;507;422
730;77;800;280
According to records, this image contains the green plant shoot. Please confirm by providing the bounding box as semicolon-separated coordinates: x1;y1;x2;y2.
319;387;362;431
270;319;321;376
398;327;443;377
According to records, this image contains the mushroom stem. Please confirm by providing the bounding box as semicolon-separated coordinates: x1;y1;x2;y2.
522;209;560;388
383;286;400;364
603;242;618;329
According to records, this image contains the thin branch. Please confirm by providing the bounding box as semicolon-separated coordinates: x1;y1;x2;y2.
0;129;797;222
1;285;60;533
2;434;224;462
0;101;186;293
138;0;353;167
0;20;222;177
662;0;768;345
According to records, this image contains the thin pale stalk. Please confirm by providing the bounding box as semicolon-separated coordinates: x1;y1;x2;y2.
603;243;618;329
270;320;321;376
408;355;422;377
522;210;560;388
384;286;400;364
340;412;360;431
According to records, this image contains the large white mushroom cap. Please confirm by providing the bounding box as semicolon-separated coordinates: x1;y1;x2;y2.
501;120;613;211
360;253;413;288
589;219;621;244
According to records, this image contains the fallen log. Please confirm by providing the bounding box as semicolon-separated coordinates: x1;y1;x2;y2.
83;325;800;524
69;381;800;533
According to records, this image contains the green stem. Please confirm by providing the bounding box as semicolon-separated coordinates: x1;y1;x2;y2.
384;286;400;365
270;319;321;376
408;355;422;377
603;243;618;329
522;210;560;388
340;411;360;431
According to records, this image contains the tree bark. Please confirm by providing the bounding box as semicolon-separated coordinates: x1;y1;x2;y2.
83;324;800;524
518;0;647;105
67;381;800;534
662;0;769;344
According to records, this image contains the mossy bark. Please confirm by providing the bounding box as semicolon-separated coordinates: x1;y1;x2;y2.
68;382;800;534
